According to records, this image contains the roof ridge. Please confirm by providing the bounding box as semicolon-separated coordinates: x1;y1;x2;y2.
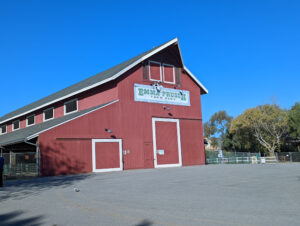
0;38;178;123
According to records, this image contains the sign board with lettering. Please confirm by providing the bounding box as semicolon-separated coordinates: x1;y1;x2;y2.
134;84;190;106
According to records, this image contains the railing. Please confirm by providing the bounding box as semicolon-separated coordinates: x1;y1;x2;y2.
1;152;38;179
206;150;300;164
277;152;300;162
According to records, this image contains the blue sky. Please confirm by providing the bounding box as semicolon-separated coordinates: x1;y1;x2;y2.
0;0;299;122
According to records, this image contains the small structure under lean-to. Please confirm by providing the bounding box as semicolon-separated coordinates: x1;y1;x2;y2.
0;38;208;176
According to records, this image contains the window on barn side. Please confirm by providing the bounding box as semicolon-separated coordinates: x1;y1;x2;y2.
12;120;20;131
148;61;162;82
163;63;175;84
26;114;35;126
43;108;54;121
64;99;78;115
0;124;7;135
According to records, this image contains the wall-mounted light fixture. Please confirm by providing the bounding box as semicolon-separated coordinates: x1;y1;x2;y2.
163;106;171;111
105;128;112;133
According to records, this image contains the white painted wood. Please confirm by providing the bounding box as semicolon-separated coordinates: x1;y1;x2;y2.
92;139;123;173
152;118;182;168
148;60;162;82
162;63;175;84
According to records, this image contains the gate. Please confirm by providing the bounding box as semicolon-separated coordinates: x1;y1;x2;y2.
1;152;38;179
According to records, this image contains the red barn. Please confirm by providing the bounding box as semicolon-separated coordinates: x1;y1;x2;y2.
0;38;208;176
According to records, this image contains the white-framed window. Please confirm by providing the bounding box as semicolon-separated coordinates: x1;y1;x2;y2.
43;107;54;121
12;120;20;131
0;124;7;135
64;98;78;115
26;114;35;127
162;63;175;84
148;60;162;82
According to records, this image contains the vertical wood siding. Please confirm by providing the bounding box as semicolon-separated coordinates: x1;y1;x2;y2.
38;45;205;176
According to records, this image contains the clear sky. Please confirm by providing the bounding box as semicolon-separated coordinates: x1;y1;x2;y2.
1;0;299;122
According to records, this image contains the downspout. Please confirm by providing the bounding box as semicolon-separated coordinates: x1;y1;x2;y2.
24;138;40;176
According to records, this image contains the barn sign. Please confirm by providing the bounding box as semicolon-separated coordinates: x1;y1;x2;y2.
134;83;190;106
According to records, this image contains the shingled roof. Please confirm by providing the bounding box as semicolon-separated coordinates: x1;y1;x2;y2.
0;38;208;124
0;101;117;146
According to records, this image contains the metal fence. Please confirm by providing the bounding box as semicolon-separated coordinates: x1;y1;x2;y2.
1;152;38;179
277;152;300;162
205;151;261;164
206;150;300;164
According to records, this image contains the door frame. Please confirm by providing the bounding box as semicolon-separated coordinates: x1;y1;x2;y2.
92;139;123;173
152;118;182;168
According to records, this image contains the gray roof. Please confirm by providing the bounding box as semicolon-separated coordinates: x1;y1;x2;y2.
0;39;171;123
0;102;114;147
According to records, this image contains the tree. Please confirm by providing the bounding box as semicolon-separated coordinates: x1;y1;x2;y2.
204;111;233;149
287;102;300;151
230;104;288;155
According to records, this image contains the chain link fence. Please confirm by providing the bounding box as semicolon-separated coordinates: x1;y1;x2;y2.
1;152;38;179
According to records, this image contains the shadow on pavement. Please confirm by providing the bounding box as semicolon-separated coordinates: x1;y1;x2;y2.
0;173;93;201
135;219;153;226
0;210;44;226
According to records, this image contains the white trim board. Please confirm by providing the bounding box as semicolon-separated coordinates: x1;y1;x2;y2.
152;118;182;168
26;100;119;140
43;107;54;122
1;37;208;124
148;60;162;82
183;66;208;94
64;98;78;115
92;139;123;173
0;38;178;125
162;63;175;84
12;120;20;131
26;114;35;127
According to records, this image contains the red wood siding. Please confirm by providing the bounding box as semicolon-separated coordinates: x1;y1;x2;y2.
1;80;117;133
180;119;205;165
149;61;161;81
162;64;175;83
95;142;120;169
36;45;205;176
38;102;122;176
155;121;179;165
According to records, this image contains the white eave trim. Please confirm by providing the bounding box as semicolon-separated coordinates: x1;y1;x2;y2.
0;38;179;125
183;66;208;94
26;99;119;141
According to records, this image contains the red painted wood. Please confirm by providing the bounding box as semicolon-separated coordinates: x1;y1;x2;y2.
95;142;120;169
36;44;206;176
180;119;205;165
149;62;161;81
163;64;174;83
155;121;179;165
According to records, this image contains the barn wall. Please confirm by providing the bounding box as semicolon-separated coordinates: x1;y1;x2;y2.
39;102;122;176
1;80;118;134
117;47;205;169
38;46;205;176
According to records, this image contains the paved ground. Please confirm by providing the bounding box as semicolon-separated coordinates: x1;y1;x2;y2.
1;164;300;226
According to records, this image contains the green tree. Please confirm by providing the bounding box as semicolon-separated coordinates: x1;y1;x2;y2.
287;102;300;151
230;104;288;155
204;111;233;149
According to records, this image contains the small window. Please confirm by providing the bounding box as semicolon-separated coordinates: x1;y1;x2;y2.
148;61;162;82
26;114;35;126
163;63;175;84
12;120;20;131
44;108;54;121
64;99;78;115
0;125;7;134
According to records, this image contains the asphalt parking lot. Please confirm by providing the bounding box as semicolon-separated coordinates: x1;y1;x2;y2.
1;163;300;226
